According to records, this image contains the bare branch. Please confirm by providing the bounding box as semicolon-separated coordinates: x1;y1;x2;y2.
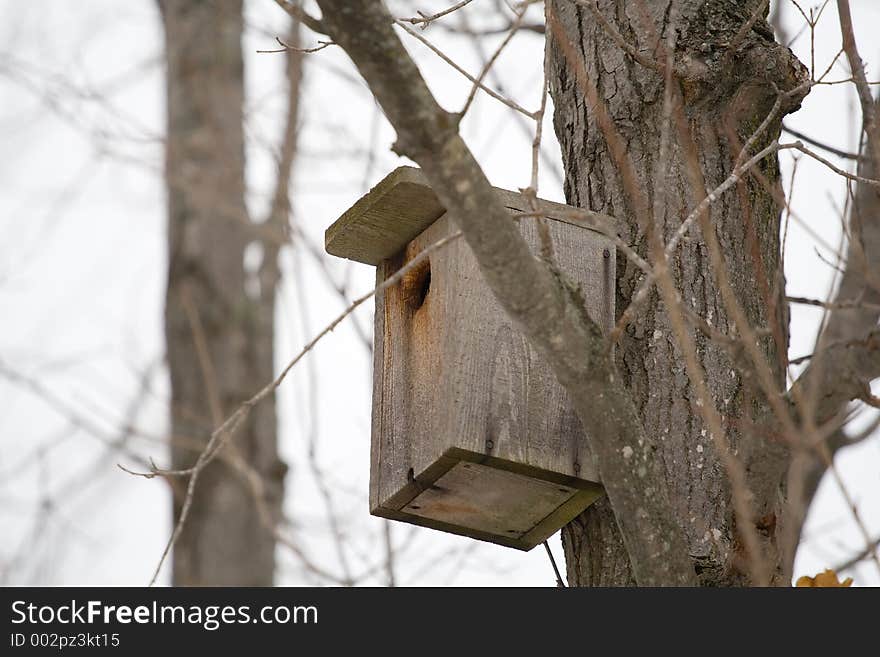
272;0;327;35
837;0;880;161
257;36;335;54
129;229;462;584
395;19;537;118
459;2;531;117
313;0;698;586
402;0;475;28
782;123;862;161
792;142;880;187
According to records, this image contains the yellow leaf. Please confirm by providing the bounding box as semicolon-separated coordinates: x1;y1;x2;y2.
795;569;853;587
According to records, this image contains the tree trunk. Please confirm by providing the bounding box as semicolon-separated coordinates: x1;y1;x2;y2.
159;0;286;585
549;0;807;586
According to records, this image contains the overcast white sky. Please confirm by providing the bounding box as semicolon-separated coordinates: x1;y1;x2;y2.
1;0;878;586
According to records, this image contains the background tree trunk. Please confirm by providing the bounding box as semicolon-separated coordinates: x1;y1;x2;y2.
549;0;807;586
159;0;287;585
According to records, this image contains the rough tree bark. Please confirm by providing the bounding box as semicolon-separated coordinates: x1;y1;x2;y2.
308;0;697;585
548;0;807;585
159;0;289;585
281;0;877;586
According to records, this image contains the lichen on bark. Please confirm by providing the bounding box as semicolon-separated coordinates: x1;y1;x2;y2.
549;0;808;586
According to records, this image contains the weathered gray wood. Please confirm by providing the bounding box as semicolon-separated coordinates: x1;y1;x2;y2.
368;205;614;549
326;166;616;266
371;447;603;550
317;0;704;582
326;167;445;266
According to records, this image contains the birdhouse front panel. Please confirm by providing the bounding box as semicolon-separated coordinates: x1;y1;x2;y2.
326;167;615;550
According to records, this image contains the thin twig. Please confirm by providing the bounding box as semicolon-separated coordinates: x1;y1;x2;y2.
126;231;462;585
837;0;880;160
835;535;880;573
612;140;795;343
792;142;880;187
395;19;537;118
543;541;567;587
782;123;862;160
787;295;880;312
522;0;554;262
403;0;475;28
459;2;531;117
257;36;334;54
553;2;772;583
272;0;326;35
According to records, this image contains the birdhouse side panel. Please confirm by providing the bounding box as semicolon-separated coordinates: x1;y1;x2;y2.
440;214;611;483
370;219;451;511
370;210;614;513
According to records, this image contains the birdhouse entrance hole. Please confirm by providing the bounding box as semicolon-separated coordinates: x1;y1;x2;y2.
400;255;430;311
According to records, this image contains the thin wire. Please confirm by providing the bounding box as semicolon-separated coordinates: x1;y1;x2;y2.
543;540;567;587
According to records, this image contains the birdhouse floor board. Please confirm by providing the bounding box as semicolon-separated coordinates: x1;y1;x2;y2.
408;462;574;536
370;448;604;551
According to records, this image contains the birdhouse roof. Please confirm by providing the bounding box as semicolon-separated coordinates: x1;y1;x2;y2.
325;166;608;266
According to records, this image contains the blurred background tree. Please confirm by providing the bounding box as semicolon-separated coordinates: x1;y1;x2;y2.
1;0;878;586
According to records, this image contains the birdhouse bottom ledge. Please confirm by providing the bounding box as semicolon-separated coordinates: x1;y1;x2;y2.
371;448;604;551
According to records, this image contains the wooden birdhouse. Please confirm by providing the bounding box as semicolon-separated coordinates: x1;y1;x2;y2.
326;167;615;550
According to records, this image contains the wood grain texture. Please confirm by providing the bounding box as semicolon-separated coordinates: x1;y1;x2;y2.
317;0;701;582
548;0;807;585
369;207;614;547
371;447;603;550
326;166;615;265
326;167;445;266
